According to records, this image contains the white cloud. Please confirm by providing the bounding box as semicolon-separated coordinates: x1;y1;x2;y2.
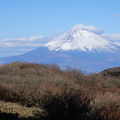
101;34;120;41
72;24;104;34
0;36;51;47
0;42;16;47
1;36;44;42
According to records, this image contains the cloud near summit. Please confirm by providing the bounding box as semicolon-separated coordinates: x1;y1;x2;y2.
101;34;120;41
72;24;104;34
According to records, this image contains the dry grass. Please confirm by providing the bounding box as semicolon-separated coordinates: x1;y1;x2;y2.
0;101;46;118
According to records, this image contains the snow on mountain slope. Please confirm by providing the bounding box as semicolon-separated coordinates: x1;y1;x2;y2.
45;24;116;52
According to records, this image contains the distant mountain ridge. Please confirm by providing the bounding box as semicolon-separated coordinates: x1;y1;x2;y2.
0;24;120;73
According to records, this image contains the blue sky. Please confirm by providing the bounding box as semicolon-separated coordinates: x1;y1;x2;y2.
0;0;120;57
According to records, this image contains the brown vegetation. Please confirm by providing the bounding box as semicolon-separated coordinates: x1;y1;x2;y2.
0;62;120;120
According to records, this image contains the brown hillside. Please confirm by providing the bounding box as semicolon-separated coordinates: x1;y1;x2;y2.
0;62;120;120
101;67;120;76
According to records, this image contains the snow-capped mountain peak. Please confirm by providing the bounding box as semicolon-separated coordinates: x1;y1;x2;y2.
45;24;116;52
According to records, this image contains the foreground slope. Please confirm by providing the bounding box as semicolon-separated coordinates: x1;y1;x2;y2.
0;62;120;120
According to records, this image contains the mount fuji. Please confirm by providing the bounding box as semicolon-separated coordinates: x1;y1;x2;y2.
0;24;120;73
46;24;116;52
